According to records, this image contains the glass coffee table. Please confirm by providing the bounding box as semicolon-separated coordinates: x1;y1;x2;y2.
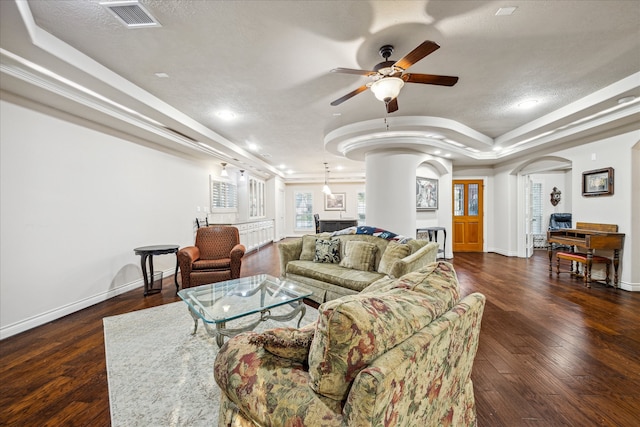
177;274;313;347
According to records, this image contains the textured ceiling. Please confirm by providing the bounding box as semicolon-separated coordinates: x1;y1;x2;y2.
1;0;639;179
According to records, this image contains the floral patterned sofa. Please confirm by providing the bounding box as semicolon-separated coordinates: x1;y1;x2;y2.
278;228;439;304
214;261;486;426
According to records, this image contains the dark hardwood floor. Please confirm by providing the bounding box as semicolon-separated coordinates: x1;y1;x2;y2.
1;244;639;426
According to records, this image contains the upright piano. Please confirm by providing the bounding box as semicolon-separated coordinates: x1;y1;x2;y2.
547;222;625;286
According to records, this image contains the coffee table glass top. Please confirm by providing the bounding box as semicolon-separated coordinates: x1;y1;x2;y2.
177;274;312;324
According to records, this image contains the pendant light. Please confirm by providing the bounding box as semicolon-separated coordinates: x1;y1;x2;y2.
220;162;228;177
322;163;332;195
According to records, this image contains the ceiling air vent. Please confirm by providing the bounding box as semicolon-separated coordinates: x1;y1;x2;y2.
100;1;161;28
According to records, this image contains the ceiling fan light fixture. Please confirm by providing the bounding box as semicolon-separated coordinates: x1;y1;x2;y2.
370;77;404;102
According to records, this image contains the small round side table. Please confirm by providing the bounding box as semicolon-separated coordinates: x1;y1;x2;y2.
134;244;180;296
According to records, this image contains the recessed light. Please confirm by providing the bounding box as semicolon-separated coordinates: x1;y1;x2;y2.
216;110;236;120
518;99;539;109
278;164;286;169
445;153;452;158
287;170;294;174
493;146;502;152
495;6;517;16
434;150;441;155
154;72;169;78
248;143;258;151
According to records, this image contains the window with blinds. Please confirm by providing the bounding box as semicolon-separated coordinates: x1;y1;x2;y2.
211;179;238;211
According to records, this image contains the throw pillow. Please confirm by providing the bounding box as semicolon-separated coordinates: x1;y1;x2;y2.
378;241;411;276
248;323;316;363
314;238;341;263
300;235;318;261
339;240;378;271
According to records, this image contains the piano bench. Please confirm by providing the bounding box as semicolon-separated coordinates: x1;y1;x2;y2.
556;252;611;288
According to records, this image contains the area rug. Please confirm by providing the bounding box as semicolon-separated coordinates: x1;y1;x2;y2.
103;301;318;427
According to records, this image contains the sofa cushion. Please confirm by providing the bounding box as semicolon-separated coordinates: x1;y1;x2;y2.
407;239;427;254
308;261;461;401
248;323;316;363
377;241;411;276
314;238;341;264
286;260;384;292
333;235;389;270
214;333;344;426
300;235;318;261
339;240;378;271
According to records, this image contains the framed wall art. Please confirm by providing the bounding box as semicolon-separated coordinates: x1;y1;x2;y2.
582;167;614;197
325;193;346;211
416;177;438;210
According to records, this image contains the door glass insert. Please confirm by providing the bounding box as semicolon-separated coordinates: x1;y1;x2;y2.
454;184;464;216
468;184;479;216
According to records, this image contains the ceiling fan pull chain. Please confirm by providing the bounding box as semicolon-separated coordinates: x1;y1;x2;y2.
384;105;390;131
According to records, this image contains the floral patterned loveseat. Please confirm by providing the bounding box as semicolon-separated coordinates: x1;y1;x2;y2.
214;261;486;426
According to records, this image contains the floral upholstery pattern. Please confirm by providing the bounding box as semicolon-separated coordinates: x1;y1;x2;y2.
215;262;486;427
342;293;485;426
308;262;461;401
214;333;344;426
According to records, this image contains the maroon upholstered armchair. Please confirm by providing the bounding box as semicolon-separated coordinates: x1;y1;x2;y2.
177;226;246;289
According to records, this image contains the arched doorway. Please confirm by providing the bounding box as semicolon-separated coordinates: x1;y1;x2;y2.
512;156;572;258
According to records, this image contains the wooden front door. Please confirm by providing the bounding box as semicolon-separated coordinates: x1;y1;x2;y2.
452;180;484;252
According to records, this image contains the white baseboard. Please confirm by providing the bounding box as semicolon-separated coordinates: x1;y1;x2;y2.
618;281;640;292
0;268;176;340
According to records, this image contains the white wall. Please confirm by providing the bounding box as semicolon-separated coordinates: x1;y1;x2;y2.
0;97;217;338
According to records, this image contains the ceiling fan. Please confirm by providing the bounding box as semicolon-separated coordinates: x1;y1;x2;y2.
330;40;459;113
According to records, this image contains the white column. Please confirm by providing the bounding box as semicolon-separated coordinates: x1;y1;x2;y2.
365;150;423;238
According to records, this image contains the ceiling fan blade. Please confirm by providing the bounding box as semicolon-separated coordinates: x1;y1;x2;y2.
330;85;369;106
402;73;459;86
330;67;378;76
386;98;399;113
393;40;440;71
